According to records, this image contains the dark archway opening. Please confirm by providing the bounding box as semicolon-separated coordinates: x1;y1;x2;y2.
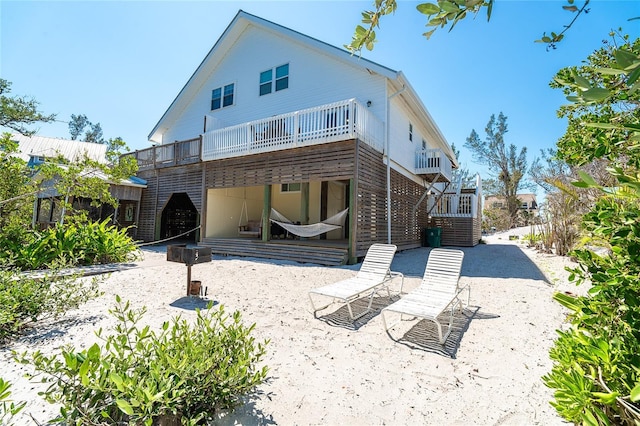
160;193;198;243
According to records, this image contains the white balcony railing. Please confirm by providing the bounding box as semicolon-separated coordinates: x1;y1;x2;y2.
415;148;453;182
428;193;478;218
201;99;384;161
427;174;483;218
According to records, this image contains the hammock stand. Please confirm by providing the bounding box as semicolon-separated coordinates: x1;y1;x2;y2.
270;208;348;238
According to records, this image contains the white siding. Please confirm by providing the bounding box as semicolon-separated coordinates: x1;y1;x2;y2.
387;89;445;174
162;25;387;144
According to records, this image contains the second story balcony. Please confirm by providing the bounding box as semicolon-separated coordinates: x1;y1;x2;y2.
415;148;453;183
125;98;452;180
201;98;383;161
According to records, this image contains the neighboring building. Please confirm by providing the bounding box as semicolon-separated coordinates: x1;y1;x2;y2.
484;193;538;228
485;194;538;213
517;193;538;212
126;10;482;264
10;133;146;234
11;133;107;166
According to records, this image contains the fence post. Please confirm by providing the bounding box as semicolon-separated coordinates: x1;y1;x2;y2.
293;112;299;146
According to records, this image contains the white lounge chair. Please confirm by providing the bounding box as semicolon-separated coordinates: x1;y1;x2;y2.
381;248;468;344
309;243;403;320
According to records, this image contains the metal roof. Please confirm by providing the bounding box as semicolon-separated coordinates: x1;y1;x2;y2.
10;133;108;164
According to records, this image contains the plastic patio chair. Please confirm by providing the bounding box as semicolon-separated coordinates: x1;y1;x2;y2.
381;248;468;344
309;243;403;321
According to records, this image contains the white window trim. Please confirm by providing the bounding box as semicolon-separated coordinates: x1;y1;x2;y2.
259;63;289;96
211;81;236;111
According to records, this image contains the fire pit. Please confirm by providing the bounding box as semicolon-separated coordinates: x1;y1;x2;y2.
167;244;212;296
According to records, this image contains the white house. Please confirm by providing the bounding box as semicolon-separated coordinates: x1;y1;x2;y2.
128;10;481;264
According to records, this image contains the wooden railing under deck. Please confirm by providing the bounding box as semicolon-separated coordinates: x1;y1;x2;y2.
126;137;202;171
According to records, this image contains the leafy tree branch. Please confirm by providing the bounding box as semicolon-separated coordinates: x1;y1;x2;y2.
347;0;596;53
0;79;55;136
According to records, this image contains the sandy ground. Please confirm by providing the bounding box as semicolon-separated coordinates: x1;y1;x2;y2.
1;227;587;425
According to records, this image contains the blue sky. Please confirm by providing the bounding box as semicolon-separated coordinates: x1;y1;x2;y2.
1;0;639;189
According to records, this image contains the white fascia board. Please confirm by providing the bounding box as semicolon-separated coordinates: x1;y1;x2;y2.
395;72;459;169
148;11;250;143
147;10;399;143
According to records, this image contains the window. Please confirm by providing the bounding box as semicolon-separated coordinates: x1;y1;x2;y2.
281;183;301;192
409;123;413;142
259;70;272;96
260;63;289;96
421;138;427;150
275;64;289;91
211;83;234;110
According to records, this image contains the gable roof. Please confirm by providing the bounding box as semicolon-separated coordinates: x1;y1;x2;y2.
11;133;147;189
11;133;107;163
148;10;457;167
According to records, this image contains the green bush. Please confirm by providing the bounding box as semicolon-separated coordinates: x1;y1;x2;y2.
0;270;101;342
0;378;25;426
18;296;269;425
543;194;640;424
0;218;140;271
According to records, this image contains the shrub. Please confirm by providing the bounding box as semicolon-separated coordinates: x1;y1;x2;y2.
17;296;269;425
543;193;640;424
0;270;101;342
0;378;25;426
1;218;140;271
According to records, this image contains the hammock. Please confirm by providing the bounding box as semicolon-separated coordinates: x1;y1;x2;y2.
270;208;348;238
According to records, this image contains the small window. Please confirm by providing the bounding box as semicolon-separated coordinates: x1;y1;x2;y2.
521;202;529;209
275;64;289;91
281;183;301;192
260;63;289;96
211;83;234;110
223;83;234;107
260;70;272;96
409;123;413;142
421;138;427;150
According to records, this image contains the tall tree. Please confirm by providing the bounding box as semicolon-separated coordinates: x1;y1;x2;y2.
0;79;56;136
68;114;89;140
68;114;105;144
464;112;529;227
450;143;477;189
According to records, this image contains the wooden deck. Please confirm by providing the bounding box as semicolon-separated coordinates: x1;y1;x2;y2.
201;238;349;266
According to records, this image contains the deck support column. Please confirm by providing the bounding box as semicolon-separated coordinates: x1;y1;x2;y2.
347;177;357;264
199;166;207;242
262;184;271;242
300;183;310;224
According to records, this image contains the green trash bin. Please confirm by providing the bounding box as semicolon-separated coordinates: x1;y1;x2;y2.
421;228;429;247
426;227;442;248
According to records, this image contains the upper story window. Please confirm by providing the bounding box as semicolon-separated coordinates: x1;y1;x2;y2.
260;64;289;96
211;83;235;110
409;123;413;142
421;138;427;150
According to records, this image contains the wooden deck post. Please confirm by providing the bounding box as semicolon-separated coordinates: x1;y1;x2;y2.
262;184;271;242
300;182;310;224
200;167;207;242
347;177;357;264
